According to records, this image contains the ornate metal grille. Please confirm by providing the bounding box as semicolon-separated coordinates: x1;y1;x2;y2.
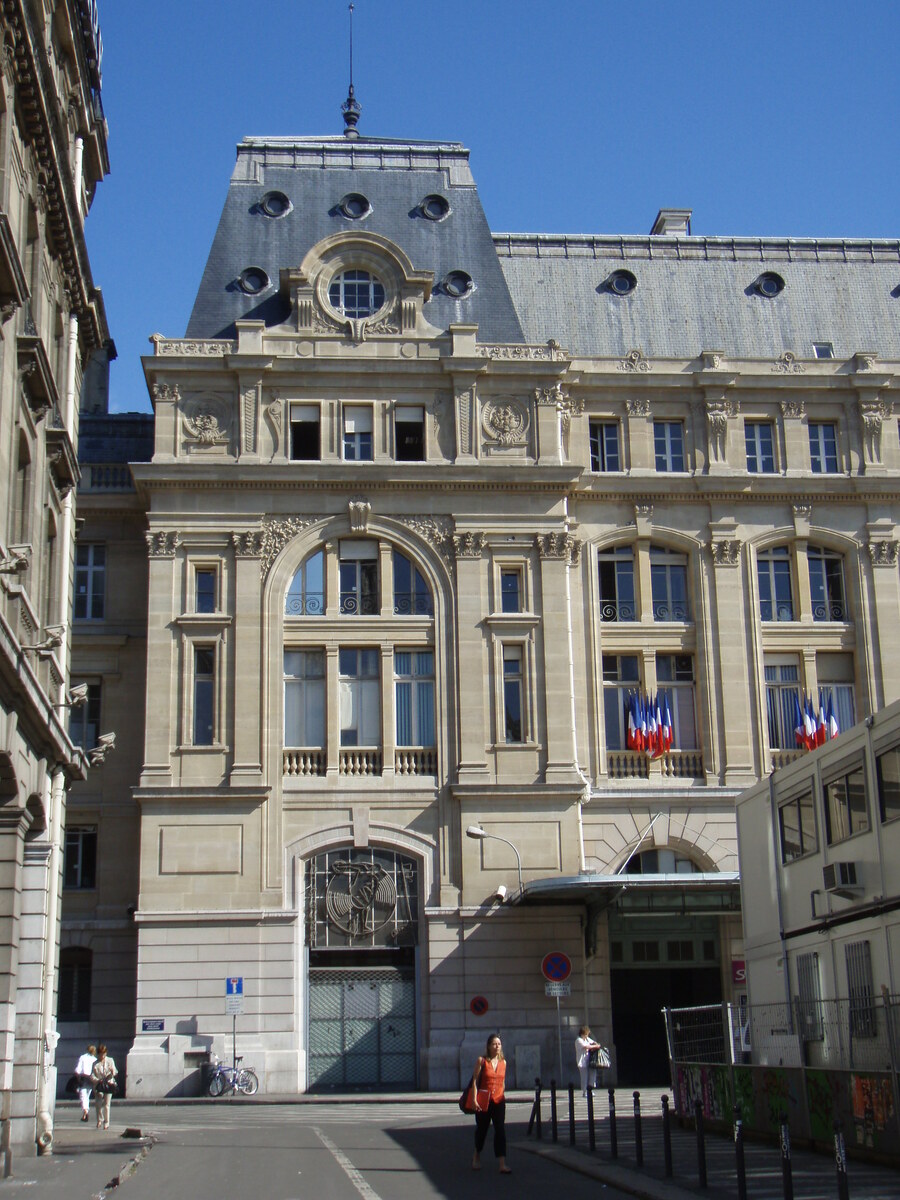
306;848;418;949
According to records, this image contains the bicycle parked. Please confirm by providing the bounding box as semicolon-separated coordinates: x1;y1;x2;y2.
207;1054;259;1097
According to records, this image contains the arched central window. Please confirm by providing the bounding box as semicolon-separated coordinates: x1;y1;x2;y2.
328;270;385;319
393;552;433;615
286;550;324;616
622;848;699;875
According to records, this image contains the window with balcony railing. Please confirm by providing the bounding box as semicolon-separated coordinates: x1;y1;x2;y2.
650;547;689;621
393;551;433;615
757;546;794;621
340;540;378;615
598;547;636;621
808;546;845;621
286;550;325;616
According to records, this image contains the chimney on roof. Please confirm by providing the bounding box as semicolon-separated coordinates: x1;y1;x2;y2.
651;208;692;236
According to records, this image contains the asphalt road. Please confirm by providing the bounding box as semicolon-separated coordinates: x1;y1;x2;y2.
52;1098;636;1200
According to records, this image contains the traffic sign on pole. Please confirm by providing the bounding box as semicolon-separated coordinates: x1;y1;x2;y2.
225;976;244;1015
541;952;572;982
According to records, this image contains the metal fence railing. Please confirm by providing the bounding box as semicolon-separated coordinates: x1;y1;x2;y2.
665;994;900;1074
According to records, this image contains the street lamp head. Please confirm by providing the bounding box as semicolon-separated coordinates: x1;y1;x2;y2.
465;825;487;840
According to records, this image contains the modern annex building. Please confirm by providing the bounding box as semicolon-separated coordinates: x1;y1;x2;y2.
0;0;110;1163
62;115;900;1097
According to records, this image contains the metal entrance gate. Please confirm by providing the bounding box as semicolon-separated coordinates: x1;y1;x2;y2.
308;967;416;1089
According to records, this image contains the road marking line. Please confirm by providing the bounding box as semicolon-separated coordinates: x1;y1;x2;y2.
312;1126;382;1200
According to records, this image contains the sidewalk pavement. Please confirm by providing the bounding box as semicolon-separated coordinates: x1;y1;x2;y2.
516;1085;900;1200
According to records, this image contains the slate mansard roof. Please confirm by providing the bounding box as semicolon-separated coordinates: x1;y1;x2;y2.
187;135;900;360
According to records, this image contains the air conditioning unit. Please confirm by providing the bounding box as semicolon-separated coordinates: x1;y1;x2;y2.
823;861;862;898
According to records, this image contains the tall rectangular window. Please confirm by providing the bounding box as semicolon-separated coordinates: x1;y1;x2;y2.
395;651;435;747
817;652;855;740
778;791;816;862
195;568;216;614
502;645;524;744
845;941;876;1037
339;540;378;615
290;404;320;461
876;745;900;823
745;421;776;473
500;568;523;613
598;547;635;621
395;405;425;461
193;645;215;745
343;405;374;461
808;547;845;621
63;825;97;890
650;547;689;621
74;543;105;619
602;654;640;751
654;421;685;472
797;952;824;1040
765;658;800;750
809;422;838;473
657;654;697;749
589;421;620;472
824;764;868;845
339;648;380;746
284;650;325;747
757;547;794;621
69;682;101;751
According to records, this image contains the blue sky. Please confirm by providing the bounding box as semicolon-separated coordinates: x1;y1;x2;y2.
86;0;900;413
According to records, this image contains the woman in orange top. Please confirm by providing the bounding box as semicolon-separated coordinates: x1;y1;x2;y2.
471;1033;511;1173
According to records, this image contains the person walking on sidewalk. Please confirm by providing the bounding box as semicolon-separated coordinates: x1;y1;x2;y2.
73;1043;96;1122
471;1033;511;1174
575;1025;602;1096
91;1045;118;1129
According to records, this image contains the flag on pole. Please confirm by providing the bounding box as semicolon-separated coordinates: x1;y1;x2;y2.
815;698;826;747
661;692;674;751
793;693;806;749
804;696;817;750
826;693;840;739
626;693;638;751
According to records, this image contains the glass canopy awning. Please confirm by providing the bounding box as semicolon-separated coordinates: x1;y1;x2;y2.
508;872;742;916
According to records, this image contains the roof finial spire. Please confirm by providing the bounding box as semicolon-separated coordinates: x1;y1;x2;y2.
342;3;361;139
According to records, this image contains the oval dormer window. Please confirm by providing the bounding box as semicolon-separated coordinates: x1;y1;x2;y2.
328;270;386;319
339;192;372;220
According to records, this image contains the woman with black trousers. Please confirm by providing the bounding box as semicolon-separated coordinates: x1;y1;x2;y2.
470;1033;511;1174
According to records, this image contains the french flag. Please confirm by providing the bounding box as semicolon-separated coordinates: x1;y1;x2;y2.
647;693;660;757
662;693;674;751
826;694;840;740
626;694;639;751
793;694;806;749
804;697;817;750
815;698;827;747
639;694;649;751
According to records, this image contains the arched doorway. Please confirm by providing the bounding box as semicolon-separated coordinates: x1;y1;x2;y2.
305;846;419;1090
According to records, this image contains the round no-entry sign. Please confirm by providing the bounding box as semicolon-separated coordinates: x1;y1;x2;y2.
541;951;572;982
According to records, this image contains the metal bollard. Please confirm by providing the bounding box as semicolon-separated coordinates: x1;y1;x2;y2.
834;1120;850;1200
633;1090;643;1166
608;1087;618;1158
780;1116;794;1200
662;1095;673;1178
527;1077;542;1139
550;1079;558;1143
695;1098;708;1188
587;1086;596;1151
568;1083;575;1146
733;1104;747;1200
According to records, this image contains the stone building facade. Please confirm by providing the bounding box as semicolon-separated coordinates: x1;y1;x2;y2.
0;0;110;1166
63;129;900;1097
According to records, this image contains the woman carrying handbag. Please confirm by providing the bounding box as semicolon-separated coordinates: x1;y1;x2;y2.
91;1044;118;1130
470;1033;511;1174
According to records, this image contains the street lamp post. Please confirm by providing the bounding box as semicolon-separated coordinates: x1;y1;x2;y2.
465;825;524;896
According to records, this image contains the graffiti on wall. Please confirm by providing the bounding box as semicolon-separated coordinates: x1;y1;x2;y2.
674;1064;732;1122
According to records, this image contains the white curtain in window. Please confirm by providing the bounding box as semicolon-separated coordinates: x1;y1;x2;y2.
343;407;373;433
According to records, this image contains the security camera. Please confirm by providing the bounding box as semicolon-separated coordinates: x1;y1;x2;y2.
494;884;508;903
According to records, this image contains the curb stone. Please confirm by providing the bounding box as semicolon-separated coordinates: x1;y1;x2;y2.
516;1140;708;1200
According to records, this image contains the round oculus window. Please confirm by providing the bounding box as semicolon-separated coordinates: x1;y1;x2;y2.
607;269;637;296
339;192;372;220
756;271;785;298
238;267;269;295
443;270;474;299
328;269;386;319
260;190;291;218
421;193;451;221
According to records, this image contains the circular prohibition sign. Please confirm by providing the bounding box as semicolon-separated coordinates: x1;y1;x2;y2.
470;995;489;1016
541;951;572;982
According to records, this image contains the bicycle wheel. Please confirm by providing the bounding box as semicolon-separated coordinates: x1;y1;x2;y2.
237;1069;258;1095
208;1072;226;1097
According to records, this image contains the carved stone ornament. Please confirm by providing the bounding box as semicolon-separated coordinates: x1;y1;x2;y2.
772;351;805;375
711;538;742;567
152;382;180;405
792;503;813;521
481;399;529;445
241;387;258;454
183;411;228;445
397;516;454;566
859;397;893;465
146;531;180;557
618;349;651;373
634;503;653;522
349;498;371;533
232;531;264;557
780;398;806;419
259;516;316;580
705;397;738;460
266;398;283;457
868;540;899;567
854;352;877;372
625;396;650;417
452;532;487;559
701;351;724;370
151;335;236;356
535;532;581;565
477;340;566;361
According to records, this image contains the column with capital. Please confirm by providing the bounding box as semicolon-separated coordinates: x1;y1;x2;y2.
536;532;583;783
230;532;264;784
141;532;180;785
707;523;756;784
453;536;489;776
